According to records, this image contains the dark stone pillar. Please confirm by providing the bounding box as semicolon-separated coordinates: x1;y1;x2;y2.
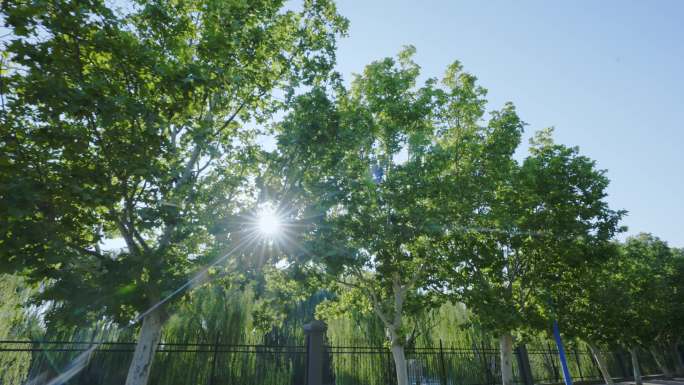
304;320;327;385
516;344;535;385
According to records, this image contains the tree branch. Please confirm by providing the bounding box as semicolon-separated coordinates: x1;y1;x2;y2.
369;288;391;327
123;179;150;254
348;267;392;327
111;210;141;256
392;272;405;329
67;244;107;261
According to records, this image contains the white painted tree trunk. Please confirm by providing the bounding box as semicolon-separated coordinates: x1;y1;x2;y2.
650;347;674;378
391;341;409;385
387;325;408;385
499;332;514;385
630;347;643;385
125;309;163;385
587;342;614;385
376;273;411;385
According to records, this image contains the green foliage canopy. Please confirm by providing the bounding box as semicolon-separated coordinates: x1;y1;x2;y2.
272;47;527;350
0;0;347;325
446;128;625;337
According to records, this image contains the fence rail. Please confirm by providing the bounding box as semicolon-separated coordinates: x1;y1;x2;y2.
0;340;663;385
0;340;306;353
0;340;307;385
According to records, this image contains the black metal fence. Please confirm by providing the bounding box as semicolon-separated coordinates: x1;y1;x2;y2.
323;343;659;385
0;340;306;385
0;339;662;385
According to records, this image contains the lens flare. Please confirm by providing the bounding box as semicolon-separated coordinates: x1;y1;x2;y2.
257;206;281;236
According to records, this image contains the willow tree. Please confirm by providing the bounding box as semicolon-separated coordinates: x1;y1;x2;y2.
0;1;346;384
273;47;525;385
444;129;624;385
0;275;42;385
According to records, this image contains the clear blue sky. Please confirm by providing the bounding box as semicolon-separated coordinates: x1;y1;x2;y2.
329;0;684;247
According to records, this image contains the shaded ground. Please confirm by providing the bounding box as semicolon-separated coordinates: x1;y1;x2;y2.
616;379;684;385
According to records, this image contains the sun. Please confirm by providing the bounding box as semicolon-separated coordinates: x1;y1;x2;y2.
256;205;282;236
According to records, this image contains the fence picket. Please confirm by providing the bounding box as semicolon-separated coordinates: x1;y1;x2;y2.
0;339;667;385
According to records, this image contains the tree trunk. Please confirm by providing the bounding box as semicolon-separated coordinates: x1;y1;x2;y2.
672;342;684;377
391;341;409;385
125;309;164;385
630;347;643;385
500;332;514;385
386;323;409;385
587;342;614;385
650;346;674;378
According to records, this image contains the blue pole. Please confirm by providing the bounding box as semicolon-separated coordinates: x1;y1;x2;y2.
553;319;573;385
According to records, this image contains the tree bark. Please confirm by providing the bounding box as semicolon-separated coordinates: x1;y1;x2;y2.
391;341;409;385
587;342;614;385
387;326;409;385
500;332;514;385
672;342;684;377
650;346;674;378
630;347;643;385
125;309;164;385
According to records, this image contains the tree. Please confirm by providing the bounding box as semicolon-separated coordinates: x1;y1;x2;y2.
0;275;42;385
665;247;684;376
0;1;347;384
552;234;682;385
550;246;626;385
620;234;681;378
445;129;624;385
272;47;526;385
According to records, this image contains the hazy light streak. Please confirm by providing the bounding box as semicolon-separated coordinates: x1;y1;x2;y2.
40;232;260;385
